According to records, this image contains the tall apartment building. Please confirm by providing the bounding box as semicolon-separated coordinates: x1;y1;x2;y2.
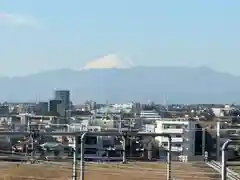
54;90;70;117
155;118;196;157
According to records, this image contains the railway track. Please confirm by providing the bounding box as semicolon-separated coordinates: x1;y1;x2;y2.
207;160;240;180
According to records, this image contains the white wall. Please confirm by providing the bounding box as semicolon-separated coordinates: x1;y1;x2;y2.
211;108;224;117
155;119;196;157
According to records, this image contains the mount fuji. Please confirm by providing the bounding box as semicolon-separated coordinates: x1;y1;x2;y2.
0;54;240;104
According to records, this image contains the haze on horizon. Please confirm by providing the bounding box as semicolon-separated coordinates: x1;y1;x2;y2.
0;0;239;77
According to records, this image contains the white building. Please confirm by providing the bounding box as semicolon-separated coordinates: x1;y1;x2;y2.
140;110;161;124
155;118;196;157
211;108;224;117
144;124;155;133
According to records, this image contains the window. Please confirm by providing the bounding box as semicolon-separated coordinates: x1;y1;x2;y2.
103;143;112;148
176;135;182;138
176;125;182;129
163;125;170;129
163;143;168;147
163;124;183;129
85;148;97;154
85;136;97;145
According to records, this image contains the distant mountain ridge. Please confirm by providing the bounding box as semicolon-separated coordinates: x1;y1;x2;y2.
0;66;239;104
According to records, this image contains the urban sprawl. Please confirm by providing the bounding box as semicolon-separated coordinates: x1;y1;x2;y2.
1;90;240;179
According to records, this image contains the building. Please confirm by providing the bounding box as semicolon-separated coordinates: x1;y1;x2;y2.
140;110;161;125
155;118;196;157
0;105;9;116
70;124;119;159
17;103;35;114
132;102;141;115
36;102;48;115
67;119;123;160
49;100;61;115
84;100;97;111
54;90;70;117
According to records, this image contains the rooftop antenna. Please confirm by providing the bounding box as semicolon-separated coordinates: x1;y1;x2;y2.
163;95;168;111
105;100;109;119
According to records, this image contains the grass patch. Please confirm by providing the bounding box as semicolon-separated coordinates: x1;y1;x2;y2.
0;162;220;180
87;162;167;169
0;164;71;180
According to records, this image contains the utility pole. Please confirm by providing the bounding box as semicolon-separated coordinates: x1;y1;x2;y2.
202;128;206;156
129;119;133;159
29;115;34;162
72;136;77;180
26;115;30;157
216;121;220;161
147;141;152;161
118;114;122;133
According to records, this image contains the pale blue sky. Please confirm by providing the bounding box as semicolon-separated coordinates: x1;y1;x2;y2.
0;0;240;76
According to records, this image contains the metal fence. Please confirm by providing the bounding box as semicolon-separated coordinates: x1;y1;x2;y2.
0;131;235;180
0;131;173;180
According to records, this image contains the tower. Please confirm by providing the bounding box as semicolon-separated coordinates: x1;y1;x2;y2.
54;90;70;117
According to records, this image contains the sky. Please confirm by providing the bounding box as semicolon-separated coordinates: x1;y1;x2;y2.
0;0;240;77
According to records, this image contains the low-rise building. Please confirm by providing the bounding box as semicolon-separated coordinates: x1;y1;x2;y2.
155;118;196;157
140;110;161;125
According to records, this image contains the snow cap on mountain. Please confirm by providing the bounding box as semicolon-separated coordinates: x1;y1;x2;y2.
82;54;134;70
